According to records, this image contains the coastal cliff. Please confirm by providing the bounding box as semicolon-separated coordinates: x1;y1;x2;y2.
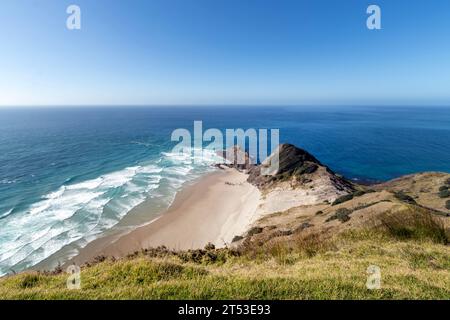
1;144;449;299
230;144;450;247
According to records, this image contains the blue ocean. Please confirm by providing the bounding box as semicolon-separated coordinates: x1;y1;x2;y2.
1;106;450;275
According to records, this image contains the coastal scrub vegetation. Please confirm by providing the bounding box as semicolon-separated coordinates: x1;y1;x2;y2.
393;191;417;204
0;209;448;300
325;208;352;223
439;189;450;198
331;189;374;206
332;194;354;206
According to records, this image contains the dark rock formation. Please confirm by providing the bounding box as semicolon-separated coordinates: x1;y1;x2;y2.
217;145;256;171
247;143;354;192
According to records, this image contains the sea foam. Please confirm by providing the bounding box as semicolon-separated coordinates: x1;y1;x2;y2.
0;150;217;276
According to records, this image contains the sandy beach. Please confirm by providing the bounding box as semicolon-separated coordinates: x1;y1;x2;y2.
68;167;261;265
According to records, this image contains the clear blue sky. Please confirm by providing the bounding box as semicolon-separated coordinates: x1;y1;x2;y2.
1;0;449;106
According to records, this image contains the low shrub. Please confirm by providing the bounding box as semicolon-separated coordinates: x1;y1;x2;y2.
326;208;352;223
270;229;293;238
438;189;450;198
332;194;353;206
353;190;366;197
336;208;352;222
446;200;450;210
394;191;417;204
179;243;239;265
294;222;313;233
247;227;263;236
232;235;244;242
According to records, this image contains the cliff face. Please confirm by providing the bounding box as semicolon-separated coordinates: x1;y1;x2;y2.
220;143;450;226
236;159;450;250
221;144;449;247
247;143;320;186
247;143;354;191
244;144;355;214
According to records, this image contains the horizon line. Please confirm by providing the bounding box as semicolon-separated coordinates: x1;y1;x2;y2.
1;103;450;109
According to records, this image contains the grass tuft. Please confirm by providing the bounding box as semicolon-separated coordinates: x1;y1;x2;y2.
378;208;448;244
19;274;43;289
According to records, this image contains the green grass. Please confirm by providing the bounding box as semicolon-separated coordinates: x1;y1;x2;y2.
1;227;449;300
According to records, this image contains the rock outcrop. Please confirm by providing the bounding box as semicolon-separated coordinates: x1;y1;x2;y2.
218;144;357;215
247;143;355;192
217;145;256;171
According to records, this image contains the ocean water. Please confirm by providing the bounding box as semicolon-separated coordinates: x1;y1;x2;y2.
1;106;450;275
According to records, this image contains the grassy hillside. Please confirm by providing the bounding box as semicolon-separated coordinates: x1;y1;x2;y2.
1;211;449;299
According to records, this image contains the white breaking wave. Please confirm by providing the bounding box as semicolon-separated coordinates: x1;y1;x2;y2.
0;179;16;184
0;151;218;276
0;208;14;219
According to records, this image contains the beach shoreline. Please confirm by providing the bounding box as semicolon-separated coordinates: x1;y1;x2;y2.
65;167;260;266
